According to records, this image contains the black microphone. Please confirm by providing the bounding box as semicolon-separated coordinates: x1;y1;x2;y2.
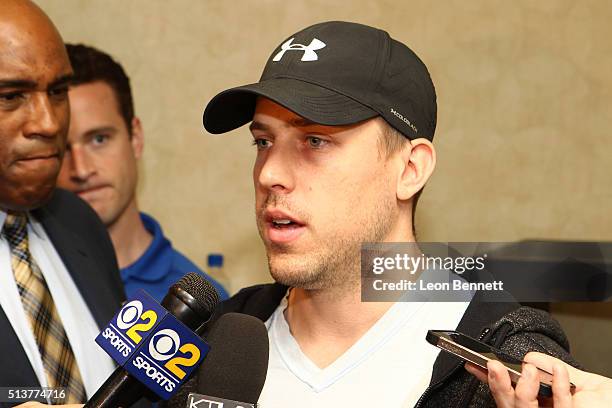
162;312;269;408
84;272;220;408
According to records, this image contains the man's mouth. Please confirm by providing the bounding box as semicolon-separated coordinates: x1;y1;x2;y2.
264;210;307;244
15;151;60;163
75;185;109;200
271;218;300;228
265;209;304;227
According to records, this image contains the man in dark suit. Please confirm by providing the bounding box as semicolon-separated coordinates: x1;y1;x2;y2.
0;0;125;405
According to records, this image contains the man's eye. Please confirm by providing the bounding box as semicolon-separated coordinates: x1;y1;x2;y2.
0;92;24;102
92;134;108;145
307;136;327;148
252;138;271;149
49;86;69;98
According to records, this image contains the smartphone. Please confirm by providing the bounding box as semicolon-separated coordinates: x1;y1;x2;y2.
426;330;576;398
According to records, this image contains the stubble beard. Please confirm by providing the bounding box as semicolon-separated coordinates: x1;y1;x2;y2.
259;193;397;292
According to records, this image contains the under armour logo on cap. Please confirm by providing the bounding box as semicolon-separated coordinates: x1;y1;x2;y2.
272;37;326;62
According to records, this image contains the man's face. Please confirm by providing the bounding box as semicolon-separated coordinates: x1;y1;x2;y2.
56;81;141;226
0;16;73;211
252;98;401;290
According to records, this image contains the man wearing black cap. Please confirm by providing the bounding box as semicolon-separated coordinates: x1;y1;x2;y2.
200;21;576;407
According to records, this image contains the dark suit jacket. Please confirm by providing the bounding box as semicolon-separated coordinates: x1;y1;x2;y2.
0;189;125;400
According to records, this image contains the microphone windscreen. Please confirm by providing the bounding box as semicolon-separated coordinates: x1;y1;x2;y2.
197;313;269;403
162;272;220;332
174;272;220;313
161;313;269;408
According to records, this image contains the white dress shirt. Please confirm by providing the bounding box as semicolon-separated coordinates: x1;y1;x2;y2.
0;210;115;399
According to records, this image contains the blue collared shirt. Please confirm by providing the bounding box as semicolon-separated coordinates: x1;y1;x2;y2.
120;213;229;301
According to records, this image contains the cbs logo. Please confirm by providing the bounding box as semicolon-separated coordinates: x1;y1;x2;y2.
148;328;200;379
117;300;158;344
117;300;200;379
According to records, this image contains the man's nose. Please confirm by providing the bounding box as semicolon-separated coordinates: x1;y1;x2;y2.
69;145;95;182
255;143;296;194
23;92;64;140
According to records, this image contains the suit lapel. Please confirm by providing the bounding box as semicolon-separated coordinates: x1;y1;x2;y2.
32;206;115;328
0;307;40;387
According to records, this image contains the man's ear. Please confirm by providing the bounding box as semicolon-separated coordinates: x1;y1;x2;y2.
396;138;436;201
130;117;144;160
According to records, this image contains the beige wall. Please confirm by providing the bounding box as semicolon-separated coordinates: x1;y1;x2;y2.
37;1;612;374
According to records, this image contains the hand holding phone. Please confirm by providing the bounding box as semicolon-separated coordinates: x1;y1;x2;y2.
467;351;612;408
426;330;575;398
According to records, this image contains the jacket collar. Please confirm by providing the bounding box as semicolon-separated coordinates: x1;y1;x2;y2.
221;281;521;390
30;204;111;327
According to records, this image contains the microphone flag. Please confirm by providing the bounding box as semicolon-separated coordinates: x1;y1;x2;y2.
95;289;210;399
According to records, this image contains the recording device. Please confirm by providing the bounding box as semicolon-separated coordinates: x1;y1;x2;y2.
162;313;269;408
426;330;576;397
85;272;220;407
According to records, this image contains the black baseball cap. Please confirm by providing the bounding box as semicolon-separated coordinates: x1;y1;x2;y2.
203;21;437;140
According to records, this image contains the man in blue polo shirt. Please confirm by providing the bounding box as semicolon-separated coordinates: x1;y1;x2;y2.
56;44;228;301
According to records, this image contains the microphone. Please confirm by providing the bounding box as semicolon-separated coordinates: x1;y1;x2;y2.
162;313;269;408
85;272;220;408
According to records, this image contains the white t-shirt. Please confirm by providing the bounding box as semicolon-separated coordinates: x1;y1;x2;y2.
258;292;470;407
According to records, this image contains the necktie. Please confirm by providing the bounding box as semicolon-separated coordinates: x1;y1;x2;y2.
2;212;86;403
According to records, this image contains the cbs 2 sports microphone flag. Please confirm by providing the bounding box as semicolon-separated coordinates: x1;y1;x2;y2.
95;289;210;399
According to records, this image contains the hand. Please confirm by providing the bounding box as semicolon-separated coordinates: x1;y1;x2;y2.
13;402;83;408
465;351;612;407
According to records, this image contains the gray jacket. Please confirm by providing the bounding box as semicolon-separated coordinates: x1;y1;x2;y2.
416;303;579;407
168;284;578;408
